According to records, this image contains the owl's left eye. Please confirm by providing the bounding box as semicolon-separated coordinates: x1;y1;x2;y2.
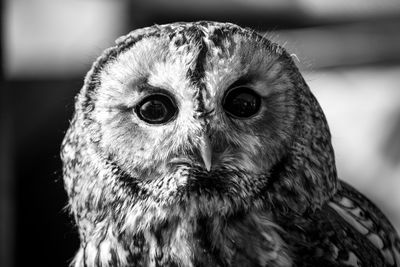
135;94;177;124
222;87;261;118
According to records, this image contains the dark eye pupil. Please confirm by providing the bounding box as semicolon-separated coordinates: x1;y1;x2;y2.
141;100;167;120
136;94;177;124
223;87;261;118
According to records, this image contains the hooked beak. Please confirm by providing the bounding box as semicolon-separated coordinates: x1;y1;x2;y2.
200;135;212;172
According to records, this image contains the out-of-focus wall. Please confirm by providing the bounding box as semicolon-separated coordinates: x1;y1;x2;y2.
273;24;400;231
2;0;400;266
307;67;400;232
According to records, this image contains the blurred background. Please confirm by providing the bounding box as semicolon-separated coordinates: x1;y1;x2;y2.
1;0;400;266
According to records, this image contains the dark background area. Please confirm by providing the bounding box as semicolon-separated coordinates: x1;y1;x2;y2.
1;1;400;266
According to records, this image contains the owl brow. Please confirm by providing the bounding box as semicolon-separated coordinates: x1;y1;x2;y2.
227;75;254;89
135;81;168;94
132;77;150;92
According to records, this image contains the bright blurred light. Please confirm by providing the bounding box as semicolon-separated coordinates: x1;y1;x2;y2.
4;0;128;79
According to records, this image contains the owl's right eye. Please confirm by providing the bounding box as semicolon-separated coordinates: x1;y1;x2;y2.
135;94;177;124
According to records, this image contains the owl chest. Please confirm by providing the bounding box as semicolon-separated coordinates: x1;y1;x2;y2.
124;219;292;267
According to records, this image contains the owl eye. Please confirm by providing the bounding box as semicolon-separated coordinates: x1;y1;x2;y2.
135;94;177;124
222;87;261;118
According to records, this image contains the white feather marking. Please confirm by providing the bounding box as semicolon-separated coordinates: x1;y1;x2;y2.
342;251;361;267
367;233;384;250
71;248;84;267
382;248;395;265
338;197;353;208
290;53;300;63
328;202;369;235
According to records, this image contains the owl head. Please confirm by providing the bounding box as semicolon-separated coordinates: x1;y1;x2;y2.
62;21;338;232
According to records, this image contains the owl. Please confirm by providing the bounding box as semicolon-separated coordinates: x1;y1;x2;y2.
61;21;400;267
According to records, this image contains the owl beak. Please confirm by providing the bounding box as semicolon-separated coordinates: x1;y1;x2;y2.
200;135;212;172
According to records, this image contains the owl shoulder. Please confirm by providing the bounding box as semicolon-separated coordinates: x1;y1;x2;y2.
279;181;400;266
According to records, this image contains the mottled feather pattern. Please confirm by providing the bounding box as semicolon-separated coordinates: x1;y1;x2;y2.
279;181;400;266
61;21;400;266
